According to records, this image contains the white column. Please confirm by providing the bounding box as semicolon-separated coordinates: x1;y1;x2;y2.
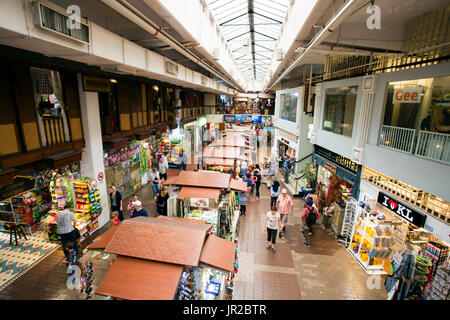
77;74;110;229
351;75;377;164
309;82;323;145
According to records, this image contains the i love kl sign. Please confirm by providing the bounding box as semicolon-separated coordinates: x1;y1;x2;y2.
377;191;427;227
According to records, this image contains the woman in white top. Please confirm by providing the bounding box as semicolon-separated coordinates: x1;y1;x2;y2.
264;206;283;252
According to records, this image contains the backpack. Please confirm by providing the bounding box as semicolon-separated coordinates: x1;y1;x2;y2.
305;207;317;225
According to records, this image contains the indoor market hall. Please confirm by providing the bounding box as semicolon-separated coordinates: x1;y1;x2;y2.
0;0;449;304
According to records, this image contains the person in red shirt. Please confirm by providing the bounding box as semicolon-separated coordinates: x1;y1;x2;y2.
301;197;320;248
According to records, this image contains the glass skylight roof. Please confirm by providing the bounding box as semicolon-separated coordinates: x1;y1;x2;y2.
206;0;291;83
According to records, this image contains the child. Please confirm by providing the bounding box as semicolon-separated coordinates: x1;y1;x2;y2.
239;191;248;215
64;242;78;275
112;210;120;226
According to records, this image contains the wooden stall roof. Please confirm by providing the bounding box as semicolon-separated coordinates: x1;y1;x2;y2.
157;216;206;224
177;187;221;202
203;158;235;167
95;256;183;300
163;174;179;185
104;217;212;266
229;179;247;192
199;234;236;273
87;225;120;250
174;171;230;189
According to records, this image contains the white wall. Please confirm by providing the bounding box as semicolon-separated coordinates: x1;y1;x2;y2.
315;77;363;160
367;62;450;145
77;75;110;229
363;62;450;201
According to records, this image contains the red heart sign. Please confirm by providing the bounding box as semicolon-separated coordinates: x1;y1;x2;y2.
389;200;398;210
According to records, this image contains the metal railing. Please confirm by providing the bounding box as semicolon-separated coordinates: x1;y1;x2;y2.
379;125;416;153
415;131;450;164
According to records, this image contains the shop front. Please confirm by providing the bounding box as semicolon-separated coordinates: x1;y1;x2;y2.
103;140;141;198
0;161;103;243
313;145;362;236
342;167;449;299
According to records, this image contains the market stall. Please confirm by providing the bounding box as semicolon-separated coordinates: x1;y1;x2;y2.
90;216;236;300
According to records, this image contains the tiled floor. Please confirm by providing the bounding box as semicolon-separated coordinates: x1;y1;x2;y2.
0;138;387;300
232;174;388;300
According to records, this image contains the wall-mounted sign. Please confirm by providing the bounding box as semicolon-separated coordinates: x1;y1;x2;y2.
197;117;207;127
224;115;235;123
315;146;359;174
393;87;423;104
190;198;209;208
324;161;337;174
377;191;427;227
205;281;221;295
82;75;111;92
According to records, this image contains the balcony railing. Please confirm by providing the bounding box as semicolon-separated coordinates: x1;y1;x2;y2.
378;125;450;165
379;125;415;153
415;131;450;164
42;116;66;146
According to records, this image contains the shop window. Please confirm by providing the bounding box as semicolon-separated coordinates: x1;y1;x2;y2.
322;86;358;137
279;92;297;122
98;81;120;136
165;88;175;122
383;76;450;133
151;85;163;123
30;67;71;147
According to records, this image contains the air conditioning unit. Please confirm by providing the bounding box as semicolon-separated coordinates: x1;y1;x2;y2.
32;1;90;44
165;61;179;75
275;48;284;61
212;48;220;60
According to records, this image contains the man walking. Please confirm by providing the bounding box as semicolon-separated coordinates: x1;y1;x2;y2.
302;197;320;247
149;167;160;196
130;200;149;218
56;204;78;261
276;189;293;237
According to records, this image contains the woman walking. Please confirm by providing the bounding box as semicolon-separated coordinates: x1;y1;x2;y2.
155;186;169;216
254;168;261;200
264;206;283;252
270;180;280;207
239;191;248;215
109;186;123;221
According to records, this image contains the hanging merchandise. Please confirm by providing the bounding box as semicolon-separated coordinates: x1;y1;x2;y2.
73;178;102;235
140;145;149;174
426;260;450;300
80;257;94;299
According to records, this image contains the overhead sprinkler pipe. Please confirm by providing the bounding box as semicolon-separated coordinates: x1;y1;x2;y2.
100;0;244;92
266;0;359;91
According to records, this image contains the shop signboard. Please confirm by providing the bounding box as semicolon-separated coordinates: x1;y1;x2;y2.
377;191;427;227
324;161;337;174
191;198;210;208
198;117;207;127
224;115;235;123
251;115;262;124
393;87;423;104
0;176;37;202
205;281;221;295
